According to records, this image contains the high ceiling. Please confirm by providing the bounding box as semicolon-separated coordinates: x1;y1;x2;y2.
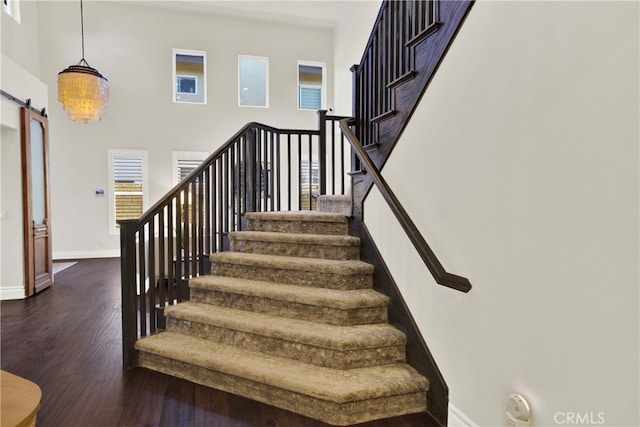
134;0;380;28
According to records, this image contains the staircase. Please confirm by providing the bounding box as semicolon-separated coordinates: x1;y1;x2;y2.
135;211;429;426
121;2;476;424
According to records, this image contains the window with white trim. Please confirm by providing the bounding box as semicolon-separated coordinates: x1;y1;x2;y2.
297;61;325;111
108;150;148;234
238;55;269;108
173;49;206;104
3;0;20;23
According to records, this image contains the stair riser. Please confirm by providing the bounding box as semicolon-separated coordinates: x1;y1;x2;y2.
210;262;373;290
230;239;360;260
166;317;405;370
190;287;388;326
247;219;348;235
138;352;427;426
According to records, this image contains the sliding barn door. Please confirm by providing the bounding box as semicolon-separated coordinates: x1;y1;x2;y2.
21;107;52;296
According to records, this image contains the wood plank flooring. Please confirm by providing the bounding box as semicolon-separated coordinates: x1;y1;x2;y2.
1;258;438;427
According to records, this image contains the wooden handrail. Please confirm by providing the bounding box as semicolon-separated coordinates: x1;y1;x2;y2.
339;118;471;293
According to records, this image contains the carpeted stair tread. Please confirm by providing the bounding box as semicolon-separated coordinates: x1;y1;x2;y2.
136;210;429;424
189;275;389;326
165;302;404;351
210;252;373;275
245;211;348;224
229;231;360;247
229;231;361;260
246;211;349;235
135;332;428;404
189;275;388;310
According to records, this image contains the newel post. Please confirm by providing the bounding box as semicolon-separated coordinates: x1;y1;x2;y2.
119;218;138;369
317;109;328;196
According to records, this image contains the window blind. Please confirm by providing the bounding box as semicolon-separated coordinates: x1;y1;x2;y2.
114;156;143;183
177;158;203;181
299;86;321;110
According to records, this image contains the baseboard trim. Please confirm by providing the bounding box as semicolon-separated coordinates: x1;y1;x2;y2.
53;249;120;260
0;285;25;300
449;404;477;427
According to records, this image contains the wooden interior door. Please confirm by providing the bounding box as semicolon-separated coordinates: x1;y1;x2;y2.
21;107;52;296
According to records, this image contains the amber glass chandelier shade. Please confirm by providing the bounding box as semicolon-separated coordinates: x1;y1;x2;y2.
57;63;109;124
57;0;108;123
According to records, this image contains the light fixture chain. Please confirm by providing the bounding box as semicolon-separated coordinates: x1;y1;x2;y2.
80;0;85;60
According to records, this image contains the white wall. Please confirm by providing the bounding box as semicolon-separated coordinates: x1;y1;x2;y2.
33;1;333;259
1;0;46;298
1;0;41;78
365;1;639;425
332;0;381;115
0;125;25;299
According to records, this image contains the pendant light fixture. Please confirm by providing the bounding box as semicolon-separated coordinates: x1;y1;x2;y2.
57;0;108;123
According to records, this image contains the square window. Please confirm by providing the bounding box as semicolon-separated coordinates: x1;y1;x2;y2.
239;56;269;108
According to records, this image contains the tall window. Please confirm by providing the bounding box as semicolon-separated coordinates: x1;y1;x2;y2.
108;150;148;234
173;49;206;104
298;61;325;111
238;55;269;108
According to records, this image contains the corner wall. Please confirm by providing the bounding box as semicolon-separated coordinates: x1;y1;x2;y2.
364;1;639;425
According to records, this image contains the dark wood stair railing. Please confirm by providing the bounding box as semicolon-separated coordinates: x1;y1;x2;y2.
119;118;348;370
351;0;474;165
352;0;443;148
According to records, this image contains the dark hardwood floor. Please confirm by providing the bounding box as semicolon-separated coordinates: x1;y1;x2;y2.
1;258;437;427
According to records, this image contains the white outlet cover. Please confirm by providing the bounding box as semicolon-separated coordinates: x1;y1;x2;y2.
506;393;531;421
